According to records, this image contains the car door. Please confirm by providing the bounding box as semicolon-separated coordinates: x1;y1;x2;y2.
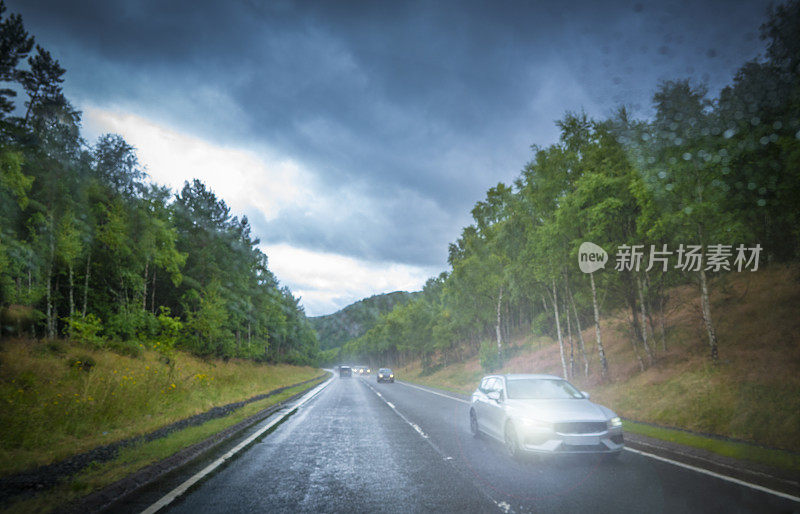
473;377;496;434
483;377;506;440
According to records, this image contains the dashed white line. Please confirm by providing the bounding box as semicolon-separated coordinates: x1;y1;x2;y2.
140;377;334;514
362;381;510;512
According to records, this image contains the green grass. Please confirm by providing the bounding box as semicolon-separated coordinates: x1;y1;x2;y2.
623;420;800;473
0;339;321;476
3;378;327;514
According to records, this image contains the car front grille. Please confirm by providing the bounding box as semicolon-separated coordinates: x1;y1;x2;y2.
559;443;608;452
554;422;607;434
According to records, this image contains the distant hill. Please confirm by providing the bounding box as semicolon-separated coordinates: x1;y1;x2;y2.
310;291;420;350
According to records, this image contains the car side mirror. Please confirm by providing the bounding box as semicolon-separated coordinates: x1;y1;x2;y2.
581;391;590;400
487;390;502;402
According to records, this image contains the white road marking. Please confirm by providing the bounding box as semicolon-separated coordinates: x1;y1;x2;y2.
362;381;509;512
624;447;800;503
140;377;334;514
400;379;800;504
397;380;470;404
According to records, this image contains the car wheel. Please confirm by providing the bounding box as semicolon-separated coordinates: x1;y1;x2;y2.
469;409;480;438
505;422;521;459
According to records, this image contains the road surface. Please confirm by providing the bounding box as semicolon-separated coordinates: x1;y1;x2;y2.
122;375;799;513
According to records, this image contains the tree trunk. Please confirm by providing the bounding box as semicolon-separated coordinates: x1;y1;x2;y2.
53;274;60;337
698;267;719;362
589;273;608;379
68;262;74;317
659;293;668;352
495;285;503;365
636;274;654;365
551;279;569;379
151;268;157;313
624;274;646;371
45;266;53;338
46;231;55;339
82;252;90;317
143;260;149;311
567;281;589;377
566;298;575;378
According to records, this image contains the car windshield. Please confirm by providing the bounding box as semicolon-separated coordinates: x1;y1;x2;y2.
506;379;585;400
380;369;391;373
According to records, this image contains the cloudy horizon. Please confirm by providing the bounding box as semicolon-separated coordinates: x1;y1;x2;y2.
8;0;772;315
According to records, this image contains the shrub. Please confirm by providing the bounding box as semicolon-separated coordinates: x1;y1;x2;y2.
107;304;159;342
67;355;96;372
64;314;105;347
479;339;502;372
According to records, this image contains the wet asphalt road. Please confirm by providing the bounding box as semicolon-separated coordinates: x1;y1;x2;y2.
142;375;797;513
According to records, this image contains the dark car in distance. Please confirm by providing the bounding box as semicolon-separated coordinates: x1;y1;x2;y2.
339;365;352;378
377;368;394;383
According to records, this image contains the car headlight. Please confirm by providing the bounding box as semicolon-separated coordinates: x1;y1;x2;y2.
608;417;622;428
378;374;384;378
518;418;552;431
389;374;394;378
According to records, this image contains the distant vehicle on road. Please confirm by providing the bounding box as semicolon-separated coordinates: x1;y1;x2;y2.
353;365;371;375
339;365;352;378
376;368;394;383
469;374;623;459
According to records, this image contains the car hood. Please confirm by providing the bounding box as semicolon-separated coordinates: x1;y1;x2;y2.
505;399;613;422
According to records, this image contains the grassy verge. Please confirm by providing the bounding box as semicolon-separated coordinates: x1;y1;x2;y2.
397;360;480;396
623;420;800;473
0;339;321;476
4;377;327;514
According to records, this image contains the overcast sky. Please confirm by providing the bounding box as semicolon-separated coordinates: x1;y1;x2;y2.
7;0;772;315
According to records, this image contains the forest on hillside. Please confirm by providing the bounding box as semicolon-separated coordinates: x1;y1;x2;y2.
0;3;318;364
310;291;419;353
339;1;800;378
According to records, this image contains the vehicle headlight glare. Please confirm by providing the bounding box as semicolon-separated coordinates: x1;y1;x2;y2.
608;417;622;428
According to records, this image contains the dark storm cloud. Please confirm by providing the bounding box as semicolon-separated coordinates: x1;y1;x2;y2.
6;0;772;267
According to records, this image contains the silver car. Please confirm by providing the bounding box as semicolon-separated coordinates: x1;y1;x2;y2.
469;374;623;458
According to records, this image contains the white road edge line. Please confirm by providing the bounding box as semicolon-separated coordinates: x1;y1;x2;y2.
624;447;800;504
140;376;334;514
397;380;469;404
398;379;800;504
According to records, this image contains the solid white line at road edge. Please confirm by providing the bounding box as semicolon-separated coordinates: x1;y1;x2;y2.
140;376;334;514
398;379;800;504
624;446;800;503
